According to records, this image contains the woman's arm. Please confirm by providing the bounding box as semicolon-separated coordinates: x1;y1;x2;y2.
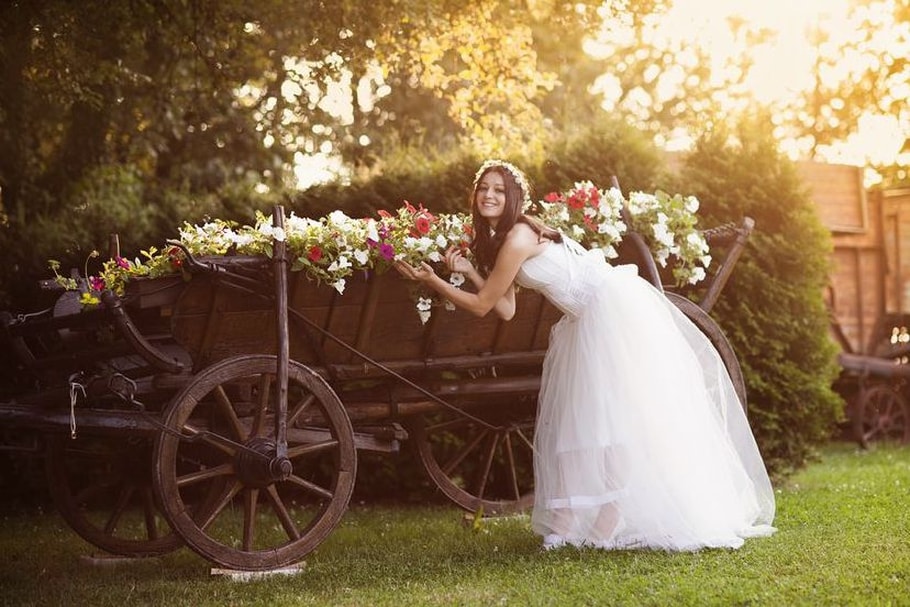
445;247;515;320
396;224;538;320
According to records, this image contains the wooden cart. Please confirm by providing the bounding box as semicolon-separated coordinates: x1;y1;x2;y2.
0;206;754;571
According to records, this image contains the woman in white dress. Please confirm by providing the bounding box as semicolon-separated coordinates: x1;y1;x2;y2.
395;160;776;551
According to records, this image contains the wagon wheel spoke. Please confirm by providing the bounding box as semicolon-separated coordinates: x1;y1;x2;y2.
502;433;521;502
427;416;473;434
473;432;501;501
196;480;243;531
243;489;259;551
102;484;135;535
213;386;246;441
141;488;163;540
443;427;489;475
285;474;334;500
265;484;301;541
251;373;272;438
514;427;534;451
182;422;239;456
175;463;234;488
287;393;316;427
286;439;339;458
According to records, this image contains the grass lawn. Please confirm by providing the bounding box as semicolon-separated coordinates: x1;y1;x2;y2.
1;440;908;606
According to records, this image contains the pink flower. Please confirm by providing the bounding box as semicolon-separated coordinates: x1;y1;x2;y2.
379;243;394;260
89;276;105;291
115;256;130;270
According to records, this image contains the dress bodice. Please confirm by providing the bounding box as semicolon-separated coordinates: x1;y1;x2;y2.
517;238;633;318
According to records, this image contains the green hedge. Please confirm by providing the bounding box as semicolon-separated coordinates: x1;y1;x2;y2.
677;119;845;474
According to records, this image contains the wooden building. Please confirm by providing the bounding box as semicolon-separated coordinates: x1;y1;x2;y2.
798;161;910;355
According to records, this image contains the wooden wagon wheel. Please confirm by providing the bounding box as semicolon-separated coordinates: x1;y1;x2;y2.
409;395;537;516
853;383;910;446
153;355;356;571
45;433;183;557
665;292;749;411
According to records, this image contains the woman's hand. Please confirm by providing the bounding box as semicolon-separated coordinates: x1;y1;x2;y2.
394;259;437;283
445;246;475;275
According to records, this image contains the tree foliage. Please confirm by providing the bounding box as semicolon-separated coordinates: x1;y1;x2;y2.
680;116;844;473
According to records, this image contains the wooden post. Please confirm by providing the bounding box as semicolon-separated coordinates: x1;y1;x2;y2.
272;206;291;475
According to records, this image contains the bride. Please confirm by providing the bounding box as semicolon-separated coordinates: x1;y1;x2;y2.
395;160;776;551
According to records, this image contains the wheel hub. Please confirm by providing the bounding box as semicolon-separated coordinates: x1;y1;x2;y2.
235;437;292;488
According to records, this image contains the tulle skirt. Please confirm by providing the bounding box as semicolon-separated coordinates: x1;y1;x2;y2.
531;265;776;551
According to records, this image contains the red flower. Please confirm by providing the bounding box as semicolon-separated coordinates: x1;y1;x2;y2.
378;209;392;218
308;245;323;262
414;215;431;235
544;192;562;203
167;246;184;268
567;193;585;210
88;276;105;291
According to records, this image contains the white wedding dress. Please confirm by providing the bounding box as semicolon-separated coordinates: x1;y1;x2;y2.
515;237;776;551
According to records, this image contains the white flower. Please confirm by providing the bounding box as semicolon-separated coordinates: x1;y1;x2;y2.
444;300;456;311
327;210;351;227
688;267;706;284
449;272;465;287
332;278;346;294
365;219;380;242
685;195;700;213
328;256;351;272
652;223;674;248
353;249;370;265
701;254;712;268
416;296;433;324
258;224;286;242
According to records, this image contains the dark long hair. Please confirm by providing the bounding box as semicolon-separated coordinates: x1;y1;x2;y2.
470;164;561;276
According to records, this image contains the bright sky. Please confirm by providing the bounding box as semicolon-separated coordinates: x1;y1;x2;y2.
602;0;907;174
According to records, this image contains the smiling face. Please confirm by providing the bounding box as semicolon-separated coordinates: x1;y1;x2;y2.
474;170;507;228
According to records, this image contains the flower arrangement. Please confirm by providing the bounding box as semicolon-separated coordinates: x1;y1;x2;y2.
50;181;710;321
535;181;628;258
532;182;711;287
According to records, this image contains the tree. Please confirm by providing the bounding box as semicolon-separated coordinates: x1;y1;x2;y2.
682;116;844;473
777;0;910;185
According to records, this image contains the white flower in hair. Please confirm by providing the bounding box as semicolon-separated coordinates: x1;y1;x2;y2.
473;159;533;211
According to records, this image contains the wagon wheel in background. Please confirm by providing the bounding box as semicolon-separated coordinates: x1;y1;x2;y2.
852;383;910;446
665;292;749;412
409;394;537;516
154;355;356;571
45;433;183;557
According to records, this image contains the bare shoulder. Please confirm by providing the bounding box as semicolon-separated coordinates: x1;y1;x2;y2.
502;222;539;249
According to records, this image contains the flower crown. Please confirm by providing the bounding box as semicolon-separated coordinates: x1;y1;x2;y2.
473;159;533;211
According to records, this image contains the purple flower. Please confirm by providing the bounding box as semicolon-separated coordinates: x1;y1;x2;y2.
89;276;105;291
379;243;394;260
115;256;130;269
